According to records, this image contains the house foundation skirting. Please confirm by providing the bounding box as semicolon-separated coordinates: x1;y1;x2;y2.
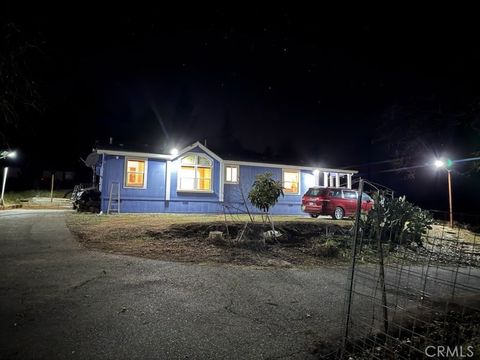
101;198;304;215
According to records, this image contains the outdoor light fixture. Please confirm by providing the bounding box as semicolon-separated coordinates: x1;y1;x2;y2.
313;169;320;175
170;148;179;156
0;150;17;205
433;158;453;228
0;167;8;206
0;150;16;160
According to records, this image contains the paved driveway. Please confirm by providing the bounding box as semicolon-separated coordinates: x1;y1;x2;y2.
0;210;349;359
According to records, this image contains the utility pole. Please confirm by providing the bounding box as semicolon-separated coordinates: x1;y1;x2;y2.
447;170;453;228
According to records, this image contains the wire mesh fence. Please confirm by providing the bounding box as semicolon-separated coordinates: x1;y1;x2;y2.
336;181;480;359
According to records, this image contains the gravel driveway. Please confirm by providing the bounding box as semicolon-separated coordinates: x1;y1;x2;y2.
0;210;349;359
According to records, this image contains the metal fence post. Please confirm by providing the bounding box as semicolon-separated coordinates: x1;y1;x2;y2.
342;178;364;351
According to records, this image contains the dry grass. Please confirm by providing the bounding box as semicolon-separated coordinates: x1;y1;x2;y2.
428;223;480;244
3;189;71;205
66;213;351;267
65;213;480;267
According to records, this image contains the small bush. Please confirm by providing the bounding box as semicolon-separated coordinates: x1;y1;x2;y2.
360;193;434;247
248;172;284;213
311;239;340;258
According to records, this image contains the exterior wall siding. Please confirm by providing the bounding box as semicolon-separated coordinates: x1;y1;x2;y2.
100;155;167;212
223;165;315;215
100;147;223;213
98;146;345;215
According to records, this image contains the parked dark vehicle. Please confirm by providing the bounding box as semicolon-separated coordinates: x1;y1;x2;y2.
301;187;374;220
73;187;101;213
71;183;93;207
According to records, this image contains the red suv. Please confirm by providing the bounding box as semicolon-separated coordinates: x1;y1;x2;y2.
301;187;374;220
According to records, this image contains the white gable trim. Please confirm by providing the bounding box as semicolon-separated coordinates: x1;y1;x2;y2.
173;141;223;162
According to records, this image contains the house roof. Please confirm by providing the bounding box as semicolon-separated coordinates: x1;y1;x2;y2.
95;144;171;160
95;141;358;174
172;141;223;162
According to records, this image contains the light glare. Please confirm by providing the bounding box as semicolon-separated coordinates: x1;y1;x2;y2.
170;148;179;156
434;160;444;168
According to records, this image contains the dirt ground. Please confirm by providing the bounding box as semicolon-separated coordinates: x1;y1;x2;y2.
66;213;480;268
66;213;353;267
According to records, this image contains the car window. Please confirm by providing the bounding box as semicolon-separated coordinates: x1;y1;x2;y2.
305;188;323;196
343;190;357;199
362;193;372;201
328;189;342;198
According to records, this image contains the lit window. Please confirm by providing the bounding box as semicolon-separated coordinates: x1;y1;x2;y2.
225;165;239;183
283;170;299;194
125;159;146;188
178;154;213;191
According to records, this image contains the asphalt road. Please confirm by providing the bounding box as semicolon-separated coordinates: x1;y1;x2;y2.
0;210;349;359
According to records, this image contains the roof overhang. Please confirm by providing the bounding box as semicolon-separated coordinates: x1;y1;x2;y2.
96;148;172;160
96;142;357;174
224;160;358;174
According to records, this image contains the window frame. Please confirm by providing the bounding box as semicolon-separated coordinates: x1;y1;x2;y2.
224;164;239;184
176;152;214;193
282;169;300;195
124;157;148;189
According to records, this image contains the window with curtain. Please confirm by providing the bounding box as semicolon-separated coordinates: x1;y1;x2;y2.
178;154;213;191
282;169;299;194
125;159;146;187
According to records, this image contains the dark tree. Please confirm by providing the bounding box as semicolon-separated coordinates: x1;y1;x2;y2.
374;97;480;176
0;22;43;145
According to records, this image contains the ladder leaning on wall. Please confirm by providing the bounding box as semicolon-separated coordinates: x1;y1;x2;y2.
107;181;120;214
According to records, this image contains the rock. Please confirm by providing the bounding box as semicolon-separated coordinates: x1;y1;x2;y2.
208;231;225;245
264;259;291;267
263;230;283;240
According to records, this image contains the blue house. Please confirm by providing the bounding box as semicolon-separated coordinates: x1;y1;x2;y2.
95;141;357;215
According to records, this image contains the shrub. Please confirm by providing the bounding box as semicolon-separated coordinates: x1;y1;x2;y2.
360;193;433;247
311;239;340;258
247;172;284;239
248;172;284;213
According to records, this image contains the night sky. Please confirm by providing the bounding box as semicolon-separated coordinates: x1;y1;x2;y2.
2;5;480;214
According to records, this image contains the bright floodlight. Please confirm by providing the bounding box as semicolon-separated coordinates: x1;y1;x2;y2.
434;160;444;168
313;169;320;175
7;151;16;159
170;148;179;156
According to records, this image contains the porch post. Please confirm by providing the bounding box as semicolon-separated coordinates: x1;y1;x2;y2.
347;174;352;189
335;173;340;187
323;172;328;187
219;161;224;202
165;161;171;201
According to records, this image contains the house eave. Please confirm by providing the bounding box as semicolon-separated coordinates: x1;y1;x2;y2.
96;148;172;160
95;143;358;174
223;160;358;174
